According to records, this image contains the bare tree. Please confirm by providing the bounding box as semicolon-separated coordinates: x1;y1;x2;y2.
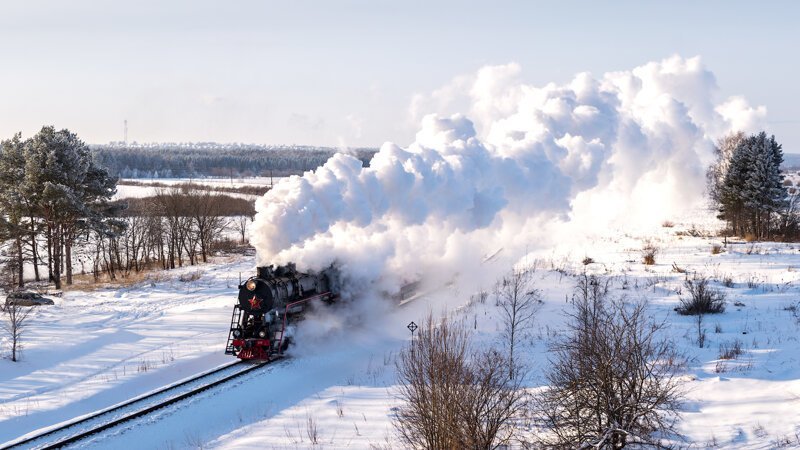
395;314;468;449
536;274;684;448
394;314;526;449
495;267;541;380
235;214;252;245
461;348;527;448
3;302;32;362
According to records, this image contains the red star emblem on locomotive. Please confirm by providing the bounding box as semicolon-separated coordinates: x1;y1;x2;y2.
248;295;261;310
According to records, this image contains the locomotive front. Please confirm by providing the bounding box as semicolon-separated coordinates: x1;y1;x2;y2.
225;263;338;360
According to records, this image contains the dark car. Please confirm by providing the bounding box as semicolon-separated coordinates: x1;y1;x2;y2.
5;292;55;307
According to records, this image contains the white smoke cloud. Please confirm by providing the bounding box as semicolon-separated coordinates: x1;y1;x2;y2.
250;55;766;301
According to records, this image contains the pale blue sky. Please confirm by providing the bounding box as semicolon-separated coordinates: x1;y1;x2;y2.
0;1;798;150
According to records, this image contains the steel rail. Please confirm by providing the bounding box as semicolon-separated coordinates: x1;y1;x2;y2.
2;358;277;450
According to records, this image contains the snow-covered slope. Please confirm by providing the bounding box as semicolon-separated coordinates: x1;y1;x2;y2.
3;214;800;448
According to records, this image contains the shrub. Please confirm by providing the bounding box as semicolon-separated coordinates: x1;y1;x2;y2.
744;233;757;242
536;276;684;448
212;237;239;253
641;240;658;265
719;339;744;360
394;314;525;449
582;256;594;266
711;244;723;255
661;220;675;228
677;277;726;315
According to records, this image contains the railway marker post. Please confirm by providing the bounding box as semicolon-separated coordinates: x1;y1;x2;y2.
407;321;417;340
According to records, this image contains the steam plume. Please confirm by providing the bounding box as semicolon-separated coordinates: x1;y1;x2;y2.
250;56;765;297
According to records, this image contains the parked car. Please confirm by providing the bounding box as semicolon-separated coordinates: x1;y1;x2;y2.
5;292;55;307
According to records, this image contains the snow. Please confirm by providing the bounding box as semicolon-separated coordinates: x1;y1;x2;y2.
3;210;800;448
113;177;287;201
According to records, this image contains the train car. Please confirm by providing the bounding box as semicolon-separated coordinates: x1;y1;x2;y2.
225;263;339;360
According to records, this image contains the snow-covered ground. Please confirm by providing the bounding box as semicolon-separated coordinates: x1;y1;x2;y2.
3;211;800;448
113;177;288;201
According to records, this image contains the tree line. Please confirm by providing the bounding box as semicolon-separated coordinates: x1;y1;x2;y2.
91;188;254;280
91;143;377;179
0;128;259;290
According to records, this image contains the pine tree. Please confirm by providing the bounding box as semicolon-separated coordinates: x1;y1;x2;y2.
23;126;117;288
716;132;785;239
0;134;28;287
707;131;745;207
742;132;785;238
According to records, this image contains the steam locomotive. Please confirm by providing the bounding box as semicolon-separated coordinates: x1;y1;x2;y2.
225;263;339;360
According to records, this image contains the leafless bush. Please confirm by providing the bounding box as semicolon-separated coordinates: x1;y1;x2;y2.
722;276;734;288
641;240;658;265
335;400;344;418
211;237;239;253
711;244;723;255
535;275;684;448
582;256;595;265
137;359;154;372
306;414;320;445
695;313;707;348
2;302;32;362
677;277;726;315
394;314;525;449
718;339;744;360
661;220;675;228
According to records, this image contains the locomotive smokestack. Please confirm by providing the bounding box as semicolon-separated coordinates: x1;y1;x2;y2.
257;265;274;279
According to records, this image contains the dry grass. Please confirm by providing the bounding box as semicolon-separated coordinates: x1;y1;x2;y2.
744;233;757;242
711;244;724;255
179;271;203;282
641;240;658;265
64;270;169;292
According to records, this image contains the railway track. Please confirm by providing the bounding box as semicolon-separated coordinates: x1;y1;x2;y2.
1;358;279;450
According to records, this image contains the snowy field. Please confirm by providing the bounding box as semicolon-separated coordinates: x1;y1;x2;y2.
113;177;287;201
2;211;800;448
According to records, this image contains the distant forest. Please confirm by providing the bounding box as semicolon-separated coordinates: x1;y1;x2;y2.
90;143;378;178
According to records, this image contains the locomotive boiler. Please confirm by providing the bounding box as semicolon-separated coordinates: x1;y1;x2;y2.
225;263;339;360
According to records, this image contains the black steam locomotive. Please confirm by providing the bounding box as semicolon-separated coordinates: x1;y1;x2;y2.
225;263;339;360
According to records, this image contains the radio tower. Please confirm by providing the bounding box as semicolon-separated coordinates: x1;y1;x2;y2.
124;119;128;145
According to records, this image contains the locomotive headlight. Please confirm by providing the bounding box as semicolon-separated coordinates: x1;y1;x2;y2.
258;330;267;338
246;279;257;291
233;329;241;338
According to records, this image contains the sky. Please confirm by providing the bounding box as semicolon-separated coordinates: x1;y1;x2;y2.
0;1;798;151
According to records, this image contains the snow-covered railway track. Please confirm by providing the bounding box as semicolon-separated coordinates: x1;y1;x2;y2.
1;358;278;449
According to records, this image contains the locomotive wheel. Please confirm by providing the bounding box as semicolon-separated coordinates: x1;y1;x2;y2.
280;337;292;352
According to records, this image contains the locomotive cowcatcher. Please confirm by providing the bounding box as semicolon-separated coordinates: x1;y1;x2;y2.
225;263;338;360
